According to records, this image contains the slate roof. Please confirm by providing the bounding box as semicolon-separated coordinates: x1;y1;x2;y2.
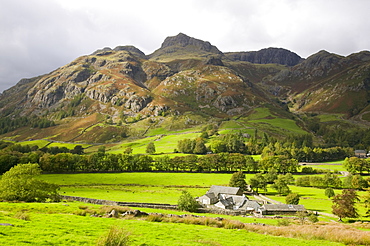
208;185;242;197
241;200;261;211
262;204;305;212
204;192;217;199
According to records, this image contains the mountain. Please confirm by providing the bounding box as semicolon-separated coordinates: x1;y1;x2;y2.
149;33;222;61
225;47;303;66
0;33;369;143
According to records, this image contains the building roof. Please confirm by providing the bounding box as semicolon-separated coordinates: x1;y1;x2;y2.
215;197;234;209
225;195;248;207
262;204;305;212
355;150;366;154
241;200;261;211
204;192;217;199
208;185;242;196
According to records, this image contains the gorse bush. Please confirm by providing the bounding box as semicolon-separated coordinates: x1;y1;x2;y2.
96;226;131;246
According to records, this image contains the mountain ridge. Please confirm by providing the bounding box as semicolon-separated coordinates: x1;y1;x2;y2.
1;33;370;143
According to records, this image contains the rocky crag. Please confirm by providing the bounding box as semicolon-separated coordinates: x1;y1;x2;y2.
0;33;369;142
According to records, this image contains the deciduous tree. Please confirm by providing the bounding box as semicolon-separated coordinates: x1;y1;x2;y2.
146;142;156;155
178;190;198;212
285;193;300;205
0;163;60;202
332;189;359;221
229;171;248;192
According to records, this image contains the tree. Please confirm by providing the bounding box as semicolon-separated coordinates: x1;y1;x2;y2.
0;163;60;202
70;145;84;155
123;147;133;154
177;139;195;153
332;189;359;221
325;188;335;198
271;174;291;195
193;138;207;154
249;173;267;194
364;188;370;217
146;142;156;155
177;190;198;212
229;171;248;192
286;193;300;205
344;157;366;174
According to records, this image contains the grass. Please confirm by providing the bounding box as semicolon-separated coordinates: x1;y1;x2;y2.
17;139;50;148
41;172;232;187
107;132;201;154
244;108;306;135
0;202;348;246
265;185;368;218
47;142;92;149
41;172;234;204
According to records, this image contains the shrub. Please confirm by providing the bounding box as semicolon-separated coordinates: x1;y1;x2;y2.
177;190;199;212
0;163;60;202
285;193;300;205
325;188;335;198
277;219;290;226
96;226;131;246
14;211;30;221
308;213;319;223
146;214;163;222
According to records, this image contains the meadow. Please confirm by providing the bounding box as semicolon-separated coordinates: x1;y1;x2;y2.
40;172;370;218
0;202;347;246
2;170;370;245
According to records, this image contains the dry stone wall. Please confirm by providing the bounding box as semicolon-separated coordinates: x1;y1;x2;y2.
61;195;177;210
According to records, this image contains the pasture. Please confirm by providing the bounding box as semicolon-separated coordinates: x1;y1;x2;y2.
0;202;346;246
2;172;370;245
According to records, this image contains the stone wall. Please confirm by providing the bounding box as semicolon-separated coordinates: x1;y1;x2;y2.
61;195;177;210
197;208;250;216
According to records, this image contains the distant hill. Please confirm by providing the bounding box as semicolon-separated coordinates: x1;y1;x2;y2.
0;33;369;143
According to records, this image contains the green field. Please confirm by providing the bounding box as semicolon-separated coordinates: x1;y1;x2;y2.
41;172;233;204
0;202;345;246
108;132;201;154
2;172;370;245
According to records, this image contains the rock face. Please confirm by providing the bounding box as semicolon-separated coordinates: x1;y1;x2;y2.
160;33;222;54
225;48;303;66
1;32;370;140
149;33;222;60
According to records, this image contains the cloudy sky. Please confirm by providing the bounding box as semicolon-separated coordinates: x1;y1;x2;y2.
1;0;369;92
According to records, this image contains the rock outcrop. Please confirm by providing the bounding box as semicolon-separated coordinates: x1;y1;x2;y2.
225;48;303;66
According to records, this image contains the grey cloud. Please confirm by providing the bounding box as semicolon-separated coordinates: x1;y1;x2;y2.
1;0;369;92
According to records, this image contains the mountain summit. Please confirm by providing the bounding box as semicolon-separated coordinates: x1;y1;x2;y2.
0;33;369;143
149;33;222;61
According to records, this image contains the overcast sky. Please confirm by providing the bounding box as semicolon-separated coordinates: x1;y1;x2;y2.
1;0;369;92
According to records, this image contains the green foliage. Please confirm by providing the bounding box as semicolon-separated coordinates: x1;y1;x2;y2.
249;173;267;194
307;213;319;223
277;218;291;226
0;115;55;134
193;138;207;154
177;190;198;212
177;138;195;153
96;225;131;246
0;163;60;202
344;157;369;174
285;193;300;205
325;188;335;198
332;189;359;221
271;174;291;195
146;142;156;154
229;171;247;192
364;189;370;217
296;211;307;225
